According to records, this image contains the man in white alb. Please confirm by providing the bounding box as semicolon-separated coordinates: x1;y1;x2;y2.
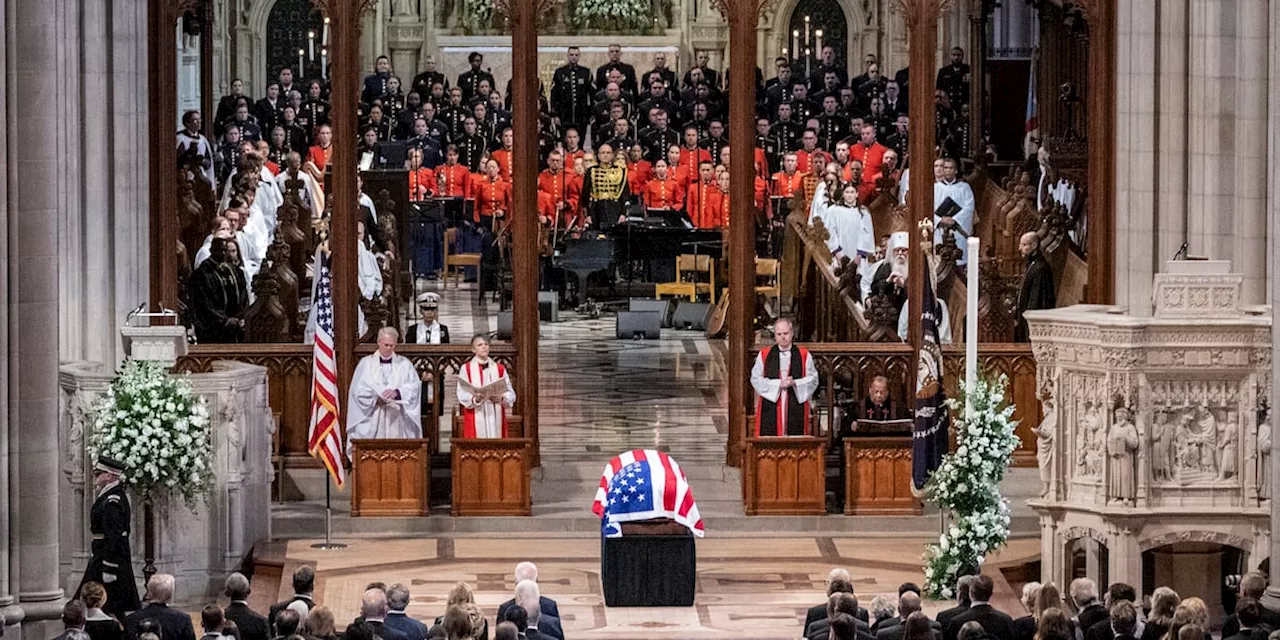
932;157;975;267
346;327;423;455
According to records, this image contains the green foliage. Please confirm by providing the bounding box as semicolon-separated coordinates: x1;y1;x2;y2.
567;0;653;32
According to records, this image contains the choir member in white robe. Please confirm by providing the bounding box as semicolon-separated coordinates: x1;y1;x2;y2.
178;111;217;191
456;334;516;438
932;158;975;266
357;221;384;300
898;167;910;205
749;318;819;436
275;155;324;219
808;163;841;228
822;183;876;284
345;327;423;456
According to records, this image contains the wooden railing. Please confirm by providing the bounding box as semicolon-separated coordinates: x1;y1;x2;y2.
176;343;518;467
737;343;1040;468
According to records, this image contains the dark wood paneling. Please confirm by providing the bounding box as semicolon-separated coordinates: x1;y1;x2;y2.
451;438;532;516
844;436;922;515
350;438;429;516
744;437;826;515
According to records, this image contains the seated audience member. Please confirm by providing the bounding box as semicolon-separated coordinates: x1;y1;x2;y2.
1012;582;1042;640
384;584;428;640
1110;602;1141;640
1222;573;1272;638
497;563;560;621
80;582;124;640
303;607;337;640
492;622;519;640
1035;608;1073;640
1070;578;1106;633
945;575;1015;640
224;573;269;640
878;593;941;640
270;565;316;627
498;604;544;640
937;575;976;630
344;621;376;640
273;609;303;640
431;583;488;640
832;613;866;640
810;595;874;640
355;587;409;640
515;580;562;640
871;595;898;632
1084;583;1141;640
55;600;91;640
200;605;226;640
806;570;869;633
1141;588;1179;640
125;574;198;640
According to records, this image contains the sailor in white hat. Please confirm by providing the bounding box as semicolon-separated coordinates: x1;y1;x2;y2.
406;291;450;345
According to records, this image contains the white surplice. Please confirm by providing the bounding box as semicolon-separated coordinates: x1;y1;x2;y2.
456;357;516;439
749;347;819;406
358;243;383;300
345;352;423;456
933;179;976;265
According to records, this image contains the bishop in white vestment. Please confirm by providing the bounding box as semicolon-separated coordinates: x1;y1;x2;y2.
346;327;423;456
456;335;516;438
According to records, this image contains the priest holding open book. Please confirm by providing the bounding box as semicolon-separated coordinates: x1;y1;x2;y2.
457;334;516;438
346;327;423;456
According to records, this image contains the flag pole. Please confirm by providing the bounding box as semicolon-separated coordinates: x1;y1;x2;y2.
310;471;347;550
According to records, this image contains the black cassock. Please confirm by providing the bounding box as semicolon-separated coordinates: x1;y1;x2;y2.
754;346;812;437
1014;251;1056;342
79;482;141;616
190;260;249;344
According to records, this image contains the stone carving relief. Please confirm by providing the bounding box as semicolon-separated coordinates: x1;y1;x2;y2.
64;389;95;481
1106;404;1138;505
1257;407;1271;499
1033;380;1056;497
1149;379;1241;485
1075;399;1104;478
219;389;247;478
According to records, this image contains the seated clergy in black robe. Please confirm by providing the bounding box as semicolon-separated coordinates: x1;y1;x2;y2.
1014;230;1056;342
750;317;819;436
862;375;895;420
580;143;630;231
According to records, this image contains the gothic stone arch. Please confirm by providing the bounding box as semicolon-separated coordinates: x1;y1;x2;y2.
764;0;869;69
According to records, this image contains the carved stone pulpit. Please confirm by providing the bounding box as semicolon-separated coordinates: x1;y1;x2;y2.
1026;261;1271;614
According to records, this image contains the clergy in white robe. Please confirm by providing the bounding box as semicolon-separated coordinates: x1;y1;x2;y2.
750;318;819;436
178;113;217;191
898;167;911;205
456;335;516;439
275;165;324;219
357;221;384;300
345;327;423;456
932;158;976;266
898;298;953;345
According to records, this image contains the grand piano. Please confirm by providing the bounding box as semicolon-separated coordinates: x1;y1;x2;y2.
553;216;724;304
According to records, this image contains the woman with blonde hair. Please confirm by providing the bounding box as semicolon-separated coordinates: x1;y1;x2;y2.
441;605;473;640
1167;599;1210;640
303;605;337;640
433;583;488;640
1014;582;1043;640
1141;587;1179;640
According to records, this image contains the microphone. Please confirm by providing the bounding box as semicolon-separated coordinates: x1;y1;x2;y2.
1172;242;1188;261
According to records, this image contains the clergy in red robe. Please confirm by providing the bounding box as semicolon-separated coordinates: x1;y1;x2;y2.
749;318;818;436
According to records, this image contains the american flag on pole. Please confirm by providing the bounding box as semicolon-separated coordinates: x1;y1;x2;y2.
592;449;704;538
307;252;346;489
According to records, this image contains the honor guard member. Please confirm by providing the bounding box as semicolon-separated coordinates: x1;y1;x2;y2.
455;117;488;173
457;52;496;103
440;87;470;140
551;47;594;147
362;56;394;107
278;106;309;152
78;456;141;617
595;44;639;96
770;102;803;154
411;56;448;99
789;81;819;123
638;109;679;163
755;117;783;175
817;96;849;152
936;47;971;108
379;76;408;124
580;143;630;231
298;81;330;135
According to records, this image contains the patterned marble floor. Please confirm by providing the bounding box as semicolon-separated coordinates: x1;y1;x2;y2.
251;535;1040;640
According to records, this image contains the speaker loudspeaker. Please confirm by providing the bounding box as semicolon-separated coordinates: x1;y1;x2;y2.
628;298;673;327
616;311;662;340
670;301;712;330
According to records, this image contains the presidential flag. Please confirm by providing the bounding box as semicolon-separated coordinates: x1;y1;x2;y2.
592;449;704;538
912;268;950;492
307;252;346;489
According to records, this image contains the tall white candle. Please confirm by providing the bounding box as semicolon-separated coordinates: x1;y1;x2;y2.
804;15;810;47
298;50;305;77
308;31;315;61
792;30;799;61
805;48;811;77
815;30;823;58
965;236;980;419
321;48;328;79
323;17;330;46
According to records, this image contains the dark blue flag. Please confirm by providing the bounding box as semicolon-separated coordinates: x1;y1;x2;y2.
912;268;950;491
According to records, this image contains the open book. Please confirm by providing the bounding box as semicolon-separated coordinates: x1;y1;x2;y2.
459;376;508;402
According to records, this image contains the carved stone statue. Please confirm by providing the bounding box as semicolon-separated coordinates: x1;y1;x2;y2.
1032;387;1056;496
1218;410;1238;481
1150;411;1173;482
1258;408;1271;498
391;0;419;17
1077;400;1103;477
1106;406;1139;504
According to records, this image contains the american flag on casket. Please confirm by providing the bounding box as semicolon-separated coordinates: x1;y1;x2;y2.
591;449;705;538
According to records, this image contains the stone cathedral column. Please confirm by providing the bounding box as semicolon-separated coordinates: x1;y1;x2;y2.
8;0;65;636
387;0;425;81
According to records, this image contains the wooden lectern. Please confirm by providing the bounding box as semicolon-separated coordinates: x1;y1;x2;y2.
350;438;430;516
744;436;827;515
844;435;922;515
451;437;532;515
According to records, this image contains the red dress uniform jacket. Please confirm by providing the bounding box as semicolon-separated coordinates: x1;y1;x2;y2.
642;175;684;210
686;180;726;229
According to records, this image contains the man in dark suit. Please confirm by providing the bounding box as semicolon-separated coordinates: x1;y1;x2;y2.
200;605;227;640
269;566;316;629
500;606;550;640
1225;573;1274;638
53;600;90;640
497;562;561;622
224;573;270;640
124;574;197;640
383;584;429;640
804;572;871;636
874;584;924;634
879;593;942;640
936;575;976;632
514;580;564;640
1224;598;1268;640
354;588;410;640
1070;578;1108;634
808;594;875;640
944;575;1015;640
272;609;303;640
1084;583;1139;640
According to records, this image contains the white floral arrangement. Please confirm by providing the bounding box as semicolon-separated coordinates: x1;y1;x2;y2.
88;359;214;508
568;0;652;31
922;374;1020;599
460;0;494;33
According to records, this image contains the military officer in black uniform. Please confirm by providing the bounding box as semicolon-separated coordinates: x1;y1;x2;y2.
298;80;330;136
770;102;803;153
755;117;783;175
595;43;638;96
551;47;594;147
936;47;971;109
78;456;141;617
817;96;849;152
457;52;495;104
361;56;394;107
411;55;448;99
455;117;488;172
